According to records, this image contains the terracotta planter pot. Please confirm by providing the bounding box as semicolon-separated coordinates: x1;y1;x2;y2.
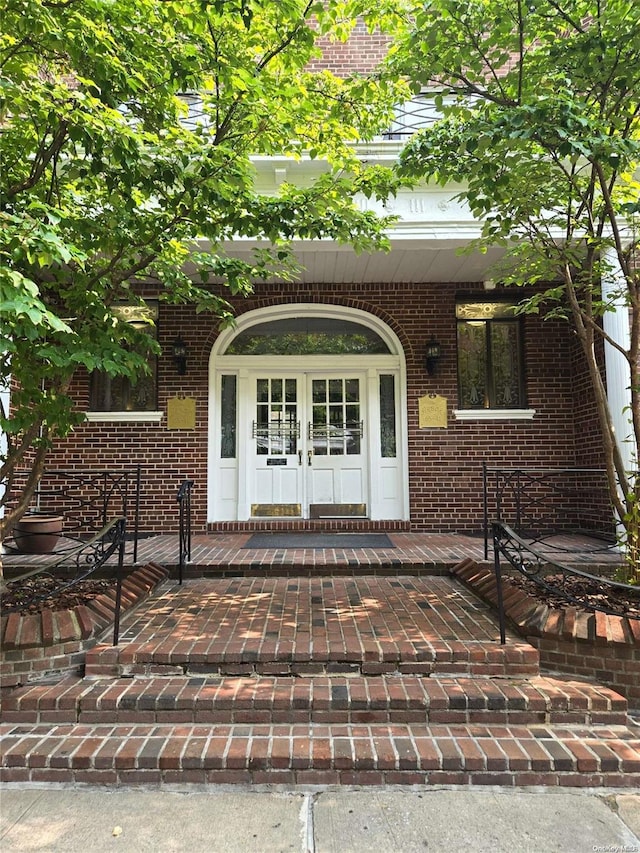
12;515;64;554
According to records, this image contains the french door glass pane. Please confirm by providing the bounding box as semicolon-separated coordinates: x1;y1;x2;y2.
329;379;342;403
220;374;237;458
379;374;396;458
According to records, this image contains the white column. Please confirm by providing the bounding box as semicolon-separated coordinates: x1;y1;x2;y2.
601;249;636;476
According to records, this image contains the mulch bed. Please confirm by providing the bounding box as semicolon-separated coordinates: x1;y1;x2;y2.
1;575;117;615
509;573;640;620
3;571;639;621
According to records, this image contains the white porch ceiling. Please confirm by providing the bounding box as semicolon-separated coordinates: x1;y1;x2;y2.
289;241;504;284
222;237;506;285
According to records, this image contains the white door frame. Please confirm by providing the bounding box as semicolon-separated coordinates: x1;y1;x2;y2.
208;304;409;522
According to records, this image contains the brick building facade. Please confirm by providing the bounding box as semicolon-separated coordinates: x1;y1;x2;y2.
46;276;603;534
26;26;620;536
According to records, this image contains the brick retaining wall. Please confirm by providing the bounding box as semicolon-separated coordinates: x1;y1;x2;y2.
452;559;640;709
0;563;168;691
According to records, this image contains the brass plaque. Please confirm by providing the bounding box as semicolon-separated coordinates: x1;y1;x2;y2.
251;503;301;517
310;503;367;518
419;394;447;428
167;397;196;430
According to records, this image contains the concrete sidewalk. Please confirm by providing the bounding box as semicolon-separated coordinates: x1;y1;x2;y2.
1;787;639;853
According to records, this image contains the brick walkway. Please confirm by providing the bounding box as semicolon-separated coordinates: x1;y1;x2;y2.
2;530;622;576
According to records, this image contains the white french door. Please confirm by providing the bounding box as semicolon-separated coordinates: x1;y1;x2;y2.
306;375;366;513
251;375;302;515
249;372;367;518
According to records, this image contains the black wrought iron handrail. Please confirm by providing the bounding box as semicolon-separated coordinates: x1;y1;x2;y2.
177;479;194;585
1;516;128;645
492;521;640;644
6;467;142;562
482;463;618;559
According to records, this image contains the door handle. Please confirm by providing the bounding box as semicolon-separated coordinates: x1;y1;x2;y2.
298;450;302;466
308;450;313;466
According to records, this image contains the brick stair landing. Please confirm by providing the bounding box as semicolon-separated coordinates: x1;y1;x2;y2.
83;575;540;679
84;638;540;680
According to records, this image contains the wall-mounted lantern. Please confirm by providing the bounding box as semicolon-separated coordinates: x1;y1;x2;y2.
425;339;442;376
172;336;188;375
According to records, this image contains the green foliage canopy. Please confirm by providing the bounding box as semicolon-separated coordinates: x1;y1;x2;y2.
389;0;640;564
0;0;406;529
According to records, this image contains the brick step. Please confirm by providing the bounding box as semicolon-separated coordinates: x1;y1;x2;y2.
173;563;452;578
2;674;629;727
85;639;540;679
2;719;639;788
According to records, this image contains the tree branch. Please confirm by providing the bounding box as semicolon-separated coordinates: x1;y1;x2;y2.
6;121;69;198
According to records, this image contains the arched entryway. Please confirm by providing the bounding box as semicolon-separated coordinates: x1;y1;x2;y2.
208;304;408;522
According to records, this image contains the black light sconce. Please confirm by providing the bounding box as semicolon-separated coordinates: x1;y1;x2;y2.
425;339;442;376
172;336;188;375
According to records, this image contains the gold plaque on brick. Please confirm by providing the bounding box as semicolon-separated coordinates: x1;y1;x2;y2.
419;394;447;428
167;396;196;430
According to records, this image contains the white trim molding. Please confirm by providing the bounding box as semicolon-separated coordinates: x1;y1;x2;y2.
454;409;536;421
602;248;635;475
85;411;164;423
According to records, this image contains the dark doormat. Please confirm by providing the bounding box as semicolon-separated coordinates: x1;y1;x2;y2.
243;532;395;549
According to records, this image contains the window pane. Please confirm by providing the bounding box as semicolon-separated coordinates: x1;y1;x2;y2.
329;379;342;403
312;402;328;455
345;404;359;425
491;322;524;407
457;322;487;408
256;379;268;403
379;375;396;458
225;318;390;354
89;360;157;412
220;375;237;458
89;302;158;412
329;406;342;426
345;379;359;402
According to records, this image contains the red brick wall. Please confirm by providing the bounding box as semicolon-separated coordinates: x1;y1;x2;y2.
307;19;390;75
533;635;640;711
570;334;607;467
42;280;605;534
